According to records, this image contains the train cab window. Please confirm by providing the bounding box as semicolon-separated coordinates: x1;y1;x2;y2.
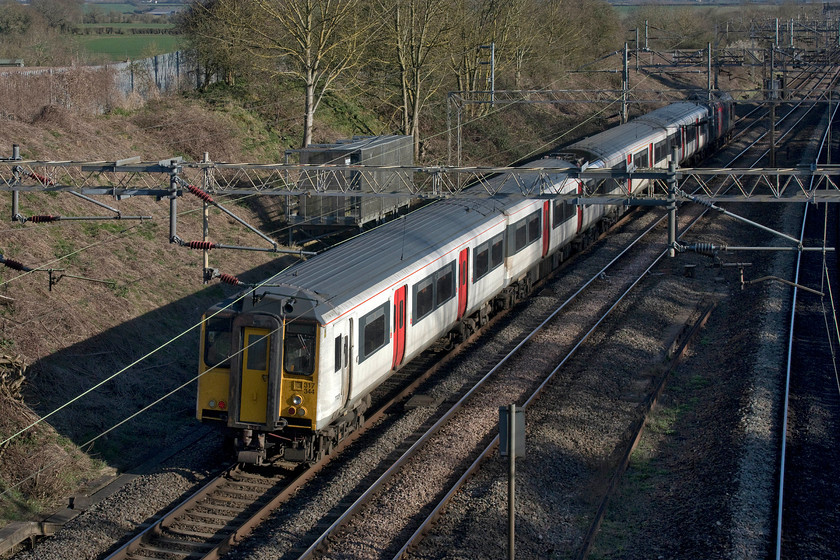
284;322;316;374
359;302;390;363
204;316;233;368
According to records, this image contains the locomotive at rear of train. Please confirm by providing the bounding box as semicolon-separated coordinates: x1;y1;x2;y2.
196;94;734;465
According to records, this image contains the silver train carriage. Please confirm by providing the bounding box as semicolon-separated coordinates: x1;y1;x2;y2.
196;94;734;464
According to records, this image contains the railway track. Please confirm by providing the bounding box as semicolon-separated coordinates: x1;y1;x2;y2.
96;69;840;560
102;193;675;560
293;72;839;559
775;93;840;560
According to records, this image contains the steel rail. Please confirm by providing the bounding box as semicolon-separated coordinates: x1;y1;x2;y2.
390;72;838;559
774;77;839;560
296;206;674;559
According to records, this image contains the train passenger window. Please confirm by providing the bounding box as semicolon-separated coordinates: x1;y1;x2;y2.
413;277;434;321
633;150;648;169
359;303;389;363
552;199;575;228
527;212;541;244
476;232;506;281
514;222;527;252
204;315;233;368
246;333;268;371
669;131;681;148
508;210;541;256
335;335;342;372
435;263;455;306
654;140;667;164
284;322;316;374
490;234;504;268
474;245;489;280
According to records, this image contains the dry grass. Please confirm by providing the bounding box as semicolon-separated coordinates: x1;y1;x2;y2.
0;91;291;528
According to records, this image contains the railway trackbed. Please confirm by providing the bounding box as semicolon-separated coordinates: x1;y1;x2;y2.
101;197;689;560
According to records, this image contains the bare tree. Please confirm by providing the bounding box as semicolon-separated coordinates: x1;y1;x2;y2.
447;0;520;115
383;0;451;159
176;0;253;87
30;0;83;32
242;0;370;147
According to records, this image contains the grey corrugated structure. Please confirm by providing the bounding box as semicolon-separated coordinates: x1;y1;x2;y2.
111;51;203;97
0;52;204;119
286;135;416;236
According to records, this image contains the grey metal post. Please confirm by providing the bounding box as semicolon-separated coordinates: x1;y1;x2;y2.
11;144;20;221
829;91;833;166
635;28;639;73
668;147;677;258
622;43;629;124
447;93;452;166
645;20;649;50
169;171;178;243
202;152;211;281
790;19;794;48
707;43;712;100
770;48;776;167
490;41;496;107
508;403;516;560
775;18;779;46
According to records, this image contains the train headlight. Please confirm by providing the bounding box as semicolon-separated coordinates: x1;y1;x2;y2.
297;407;307;417
208;400;216;408
288;406;297;416
292;394;303;406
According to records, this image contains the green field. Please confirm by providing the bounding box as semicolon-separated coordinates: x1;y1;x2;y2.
76;34;182;60
83;3;140;13
78;22;176;30
83;3;186;14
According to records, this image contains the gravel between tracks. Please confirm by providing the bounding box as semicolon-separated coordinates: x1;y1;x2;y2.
9;207;797;560
9;433;224;560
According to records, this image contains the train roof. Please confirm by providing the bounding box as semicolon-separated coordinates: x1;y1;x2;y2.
569;102;708;165
252;194;516;322
248;155;585;323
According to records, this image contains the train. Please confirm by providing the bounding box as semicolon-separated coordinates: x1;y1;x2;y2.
196;92;734;465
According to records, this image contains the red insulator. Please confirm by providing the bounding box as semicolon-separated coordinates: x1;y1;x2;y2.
218;273;240;285
28;215;60;223
187;240;216;250
186;184;214;204
28;172;54;186
3;259;27;271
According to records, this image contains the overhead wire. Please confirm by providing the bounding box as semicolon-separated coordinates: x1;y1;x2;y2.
0;32;652;459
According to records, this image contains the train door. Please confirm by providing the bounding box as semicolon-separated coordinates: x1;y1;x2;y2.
542;200;550;257
335;319;353;406
392;286;407;369
239;326;270;424
457;249;468;320
576;179;584;234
